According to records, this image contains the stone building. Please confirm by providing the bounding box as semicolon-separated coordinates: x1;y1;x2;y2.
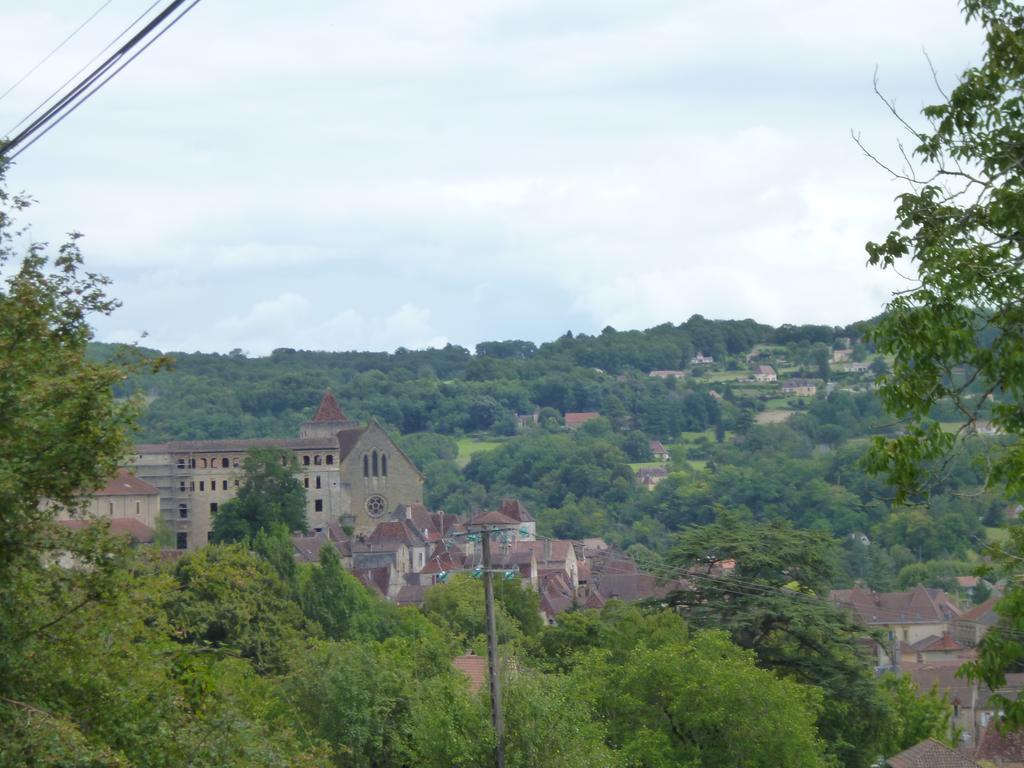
128;391;424;550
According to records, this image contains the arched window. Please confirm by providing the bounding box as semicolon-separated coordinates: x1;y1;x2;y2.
363;454;369;478
200;458;208;468
381;454;388;477
326;454;334;465
314;454;322;465
303;455;310;466
372;450;379;477
221;458;229;468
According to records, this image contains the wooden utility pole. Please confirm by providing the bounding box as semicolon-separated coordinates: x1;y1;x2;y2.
480;526;506;768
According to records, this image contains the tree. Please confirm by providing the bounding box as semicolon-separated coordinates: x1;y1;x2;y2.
579;631;827;768
211;447;307;542
0;167;156;574
877;673;955;756
862;0;1024;501
666;515;894;768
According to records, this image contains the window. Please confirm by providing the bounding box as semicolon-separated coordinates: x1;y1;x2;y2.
314;499;323;512
381;454;388;477
176;532;188;550
199;481;205;492
232;457;240;468
221;458;229;468
201;458;208;468
222;480;228;490
315;475;322;489
314;454;322;465
190;458;196;469
372;450;379;477
190;481;195;491
108;501;114;516
178;503;188;519
303;477;309;489
326;454;334;465
303;455;310;466
135;501;141;516
179;480;187;492
363;454;369;478
902;628;909;642
234;479;239;487
176;458;186;469
210;502;218;513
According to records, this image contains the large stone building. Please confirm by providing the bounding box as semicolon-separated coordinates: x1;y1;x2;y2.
128;391;424;550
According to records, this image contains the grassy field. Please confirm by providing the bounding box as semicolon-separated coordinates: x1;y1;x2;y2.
755;410;793;424
629;461;666;471
985;526;1010;544
455;437;503;468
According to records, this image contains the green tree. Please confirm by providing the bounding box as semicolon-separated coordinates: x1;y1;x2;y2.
862;0;1024;501
579;631;827;768
877;674;954;756
211;447;307;542
666;515;893;768
299;545;378;641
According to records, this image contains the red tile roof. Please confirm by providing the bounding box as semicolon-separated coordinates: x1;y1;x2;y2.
830;585;961;625
58;517;155;543
909;632;965;653
564;411;600;428
467;510;518;528
886;738;978;768
96;469;159;496
498;498;534;523
312;389;347;422
452;653;487;693
292;523;350;563
975;722;1024;764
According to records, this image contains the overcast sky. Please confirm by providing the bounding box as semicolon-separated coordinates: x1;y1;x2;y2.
0;1;984;355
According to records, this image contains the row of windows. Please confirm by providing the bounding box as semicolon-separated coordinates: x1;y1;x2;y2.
179;479;239;492
177;457;240;469
362;450;388;478
178;501;221;520
176;454;337;470
303;476;324;489
302;454;334;466
108;501;143;516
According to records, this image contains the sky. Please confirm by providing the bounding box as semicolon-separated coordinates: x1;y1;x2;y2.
0;1;985;356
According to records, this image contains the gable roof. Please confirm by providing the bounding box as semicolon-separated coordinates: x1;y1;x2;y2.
886;737;977;768
467;510;518;529
909;633;965;653
564;411;600;427
336;426;369;462
58;517;155;544
957;595;1001;625
830;585;961;625
363;519;426;549
95;469;159;496
292;523;351;563
498;499;534;523
452;653;487;693
312;389;347;422
975;722;1024;765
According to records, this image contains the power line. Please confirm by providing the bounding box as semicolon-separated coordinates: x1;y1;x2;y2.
5;0;164;138
0;0;117;104
1;0;202;161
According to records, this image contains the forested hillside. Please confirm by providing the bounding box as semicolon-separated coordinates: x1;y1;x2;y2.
97;313;1010;592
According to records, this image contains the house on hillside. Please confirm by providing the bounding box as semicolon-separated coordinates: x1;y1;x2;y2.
564;411;600;430
649;440;670;460
753;365;777;382
953;595;1001;647
781;378;818;396
831;585;961;669
690;353;714;365
636;466;668;489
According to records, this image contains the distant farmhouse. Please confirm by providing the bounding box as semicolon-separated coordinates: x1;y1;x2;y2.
564;411;601;430
781;378;818;397
753;365;777;383
690;353;714;365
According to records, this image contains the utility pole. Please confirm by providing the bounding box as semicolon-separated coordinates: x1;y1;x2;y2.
467;510;516;768
480;527;506;768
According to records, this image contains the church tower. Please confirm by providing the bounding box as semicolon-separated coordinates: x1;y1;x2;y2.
299;389;358;439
